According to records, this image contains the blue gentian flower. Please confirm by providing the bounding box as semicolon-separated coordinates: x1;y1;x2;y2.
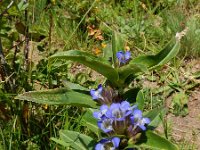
90;84;104;100
98;118;114;133
132;109;142;119
95;137;120;150
120;101;137;112
131;109;150;131
93;105;109;119
116;51;131;65
106;101;132;121
137;117;151;131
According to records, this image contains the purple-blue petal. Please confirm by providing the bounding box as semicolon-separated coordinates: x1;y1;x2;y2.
112;137;120;148
105;109;112;118
100;138;109;144
110;103;120;110
95;143;104;150
116;51;124;59
116;51;131;64
93;111;101;119
97;84;103;93
125;51;131;60
130;104;138;111
130;116;134;124
142;117;151;124
90;90;99;100
133;109;143;119
100;105;109;113
138;124;146;131
125;110;132;116
120;101;130;110
98;119;113;133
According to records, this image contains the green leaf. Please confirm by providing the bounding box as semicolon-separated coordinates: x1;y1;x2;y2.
148;109;167;128
15;88;97;108
118;63;147;85
136;90;145;110
144;108;167;128
131;39;181;69
118;39;180;84
103;43;112;61
81;108;99;136
51;137;70;147
136;130;178;150
62;80;89;91
59;130;95;150
112;32;124;68
49;50;119;86
17;0;29;11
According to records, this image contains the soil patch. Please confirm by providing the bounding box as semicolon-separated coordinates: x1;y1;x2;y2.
168;87;200;149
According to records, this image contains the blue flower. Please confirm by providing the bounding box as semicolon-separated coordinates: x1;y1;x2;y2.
116;51;131;65
106;101;132;121
120;101;137;112
131;109;150;131
93;105;109;119
90;84;104;100
97;118;113;133
95;137;120;150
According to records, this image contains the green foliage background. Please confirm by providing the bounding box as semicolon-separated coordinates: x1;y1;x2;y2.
0;0;199;149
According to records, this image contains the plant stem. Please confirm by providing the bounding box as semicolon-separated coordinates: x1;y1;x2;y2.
0;38;13;92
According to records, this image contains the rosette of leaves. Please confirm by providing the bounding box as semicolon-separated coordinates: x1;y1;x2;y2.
16;31;181;149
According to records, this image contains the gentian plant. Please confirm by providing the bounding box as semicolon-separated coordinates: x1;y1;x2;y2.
89;52;150;149
16;31;185;149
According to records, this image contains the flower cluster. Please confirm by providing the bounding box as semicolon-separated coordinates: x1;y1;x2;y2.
90;84;120;105
90;85;150;150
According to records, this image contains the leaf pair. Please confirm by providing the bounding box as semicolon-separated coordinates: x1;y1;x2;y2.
48;33;180;87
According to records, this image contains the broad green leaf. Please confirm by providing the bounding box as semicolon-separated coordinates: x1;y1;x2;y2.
81;108;99;136
17;0;29;11
103;43;112;61
59;130;95;150
49;50;119;85
62;80;89;91
148;109;167;128
15;88;97;108
118;63;147;85
131;39;180;69
51;137;70;147
152;40;180;68
136;90;145;110
112;32;124;68
144;108;167;128
136;130;178;150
